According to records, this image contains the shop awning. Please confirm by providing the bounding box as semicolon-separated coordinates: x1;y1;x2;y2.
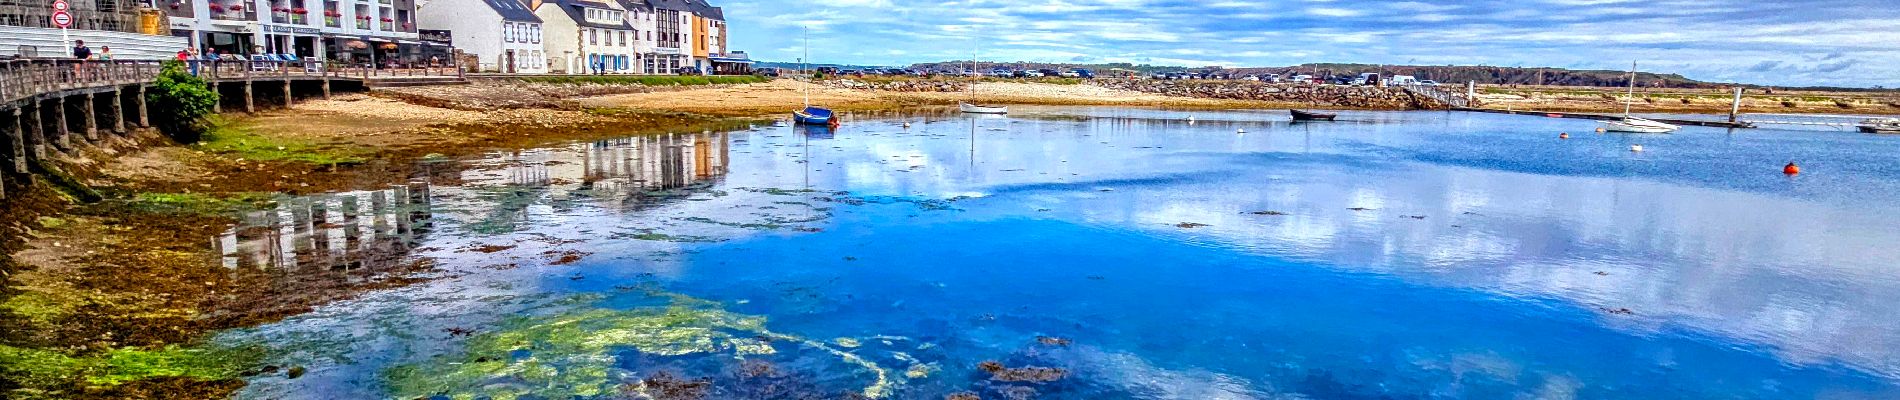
708;57;753;64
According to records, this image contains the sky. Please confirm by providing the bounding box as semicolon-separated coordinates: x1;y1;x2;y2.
717;0;1900;88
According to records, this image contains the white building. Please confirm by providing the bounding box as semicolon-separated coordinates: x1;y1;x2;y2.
164;0;427;64
418;0;545;73
643;0;692;74
534;0;636;74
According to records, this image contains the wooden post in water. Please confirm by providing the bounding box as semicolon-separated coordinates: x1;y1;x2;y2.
22;104;44;161
1728;87;1744;123
107;88;125;135
47;98;70;153
134;84;149;127
78;92;98;142
5;108;24;174
242;81;255;113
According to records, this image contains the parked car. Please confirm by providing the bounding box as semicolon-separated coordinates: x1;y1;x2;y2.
755;67;781;77
675;66;703;75
1388;75;1418;85
1037;68;1061;77
1351;72;1381;86
816;66;839;75
1417;80;1439;86
1072;68;1094;78
1289;74;1313;83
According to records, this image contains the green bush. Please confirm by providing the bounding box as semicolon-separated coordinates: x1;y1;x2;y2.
146;60;220;143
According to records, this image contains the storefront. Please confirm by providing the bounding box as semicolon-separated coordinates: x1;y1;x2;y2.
323;35;426;68
644;47;685;74
262;25;322;58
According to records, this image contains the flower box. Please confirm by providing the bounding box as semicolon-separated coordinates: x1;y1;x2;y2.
228;4;244;11
293;8;307;14
208;3;225;11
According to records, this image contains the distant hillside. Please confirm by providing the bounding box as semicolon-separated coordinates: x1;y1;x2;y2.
755;59;1893;91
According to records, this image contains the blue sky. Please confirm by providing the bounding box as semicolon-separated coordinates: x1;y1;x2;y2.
718;0;1900;87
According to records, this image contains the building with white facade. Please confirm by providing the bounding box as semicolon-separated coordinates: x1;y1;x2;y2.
418;0;544;73
534;0;634;74
162;0;427;65
642;0;691;74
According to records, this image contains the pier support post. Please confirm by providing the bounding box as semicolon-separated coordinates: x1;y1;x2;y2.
1729;87;1744;123
321;79;331;99
134;85;149;127
5;108;24;175
22;104;44;162
47;99;71;153
211;82;222;114
283;80;294;108
243;81;255;113
78;93;98;142
108;88;126;135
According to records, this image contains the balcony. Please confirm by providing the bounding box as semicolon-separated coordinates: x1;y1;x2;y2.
207;1;256;21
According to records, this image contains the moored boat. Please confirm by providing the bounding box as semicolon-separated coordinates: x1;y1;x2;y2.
1858;118;1900;133
793;106;837;126
959;102;1007;114
1602;61;1679;134
1601;116;1680;133
1290;109;1336;121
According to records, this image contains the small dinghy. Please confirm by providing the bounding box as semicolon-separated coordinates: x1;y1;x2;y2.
1290;109;1336;121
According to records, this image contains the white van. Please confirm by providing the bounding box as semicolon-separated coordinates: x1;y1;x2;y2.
1388;75;1419;85
1351;72;1381;86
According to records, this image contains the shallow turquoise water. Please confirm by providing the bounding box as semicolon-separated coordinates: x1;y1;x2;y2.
224;107;1900;399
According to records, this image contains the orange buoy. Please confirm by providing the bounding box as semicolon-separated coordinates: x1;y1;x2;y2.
1784;162;1800;175
1559;132;1570;139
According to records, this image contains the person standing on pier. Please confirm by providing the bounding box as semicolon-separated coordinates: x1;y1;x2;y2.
70;40;93;81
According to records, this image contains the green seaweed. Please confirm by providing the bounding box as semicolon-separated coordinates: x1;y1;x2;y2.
196;119;368;166
0;343;265;389
124;192;277;216
382;294;897;399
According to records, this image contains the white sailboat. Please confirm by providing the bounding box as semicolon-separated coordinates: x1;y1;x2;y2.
959;43;1007;114
1600;61;1679;133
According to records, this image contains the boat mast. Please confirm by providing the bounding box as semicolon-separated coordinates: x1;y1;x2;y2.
969;42;977;102
803;26;811;107
1624;61;1636;118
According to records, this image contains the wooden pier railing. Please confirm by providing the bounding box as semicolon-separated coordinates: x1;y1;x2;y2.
1;58;466;108
0;59;164;105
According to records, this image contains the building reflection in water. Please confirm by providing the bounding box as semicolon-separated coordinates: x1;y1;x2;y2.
213;182;434;271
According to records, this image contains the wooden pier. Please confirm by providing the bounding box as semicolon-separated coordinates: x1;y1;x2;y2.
0;58;465;200
1452;107;1755;129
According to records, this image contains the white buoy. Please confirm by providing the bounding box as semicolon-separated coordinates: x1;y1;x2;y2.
1186;115;1196;122
902;122;912;128
1630;144;1644;152
1237;128;1246;133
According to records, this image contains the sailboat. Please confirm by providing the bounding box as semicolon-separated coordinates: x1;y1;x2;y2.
1600;61;1679;133
792;27;839;127
959;43;1007;114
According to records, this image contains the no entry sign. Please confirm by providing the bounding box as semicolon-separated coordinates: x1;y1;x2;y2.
52;0;68;12
52;10;71;28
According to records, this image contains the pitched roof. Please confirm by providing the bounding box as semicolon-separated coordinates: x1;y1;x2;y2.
647;0;695;12
484;0;542;23
616;0;650;10
550;0;633;29
681;0;723;20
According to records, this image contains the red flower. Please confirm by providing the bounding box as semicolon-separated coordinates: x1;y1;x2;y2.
208;3;224;11
380;17;393;22
293;7;307;13
228;4;243;11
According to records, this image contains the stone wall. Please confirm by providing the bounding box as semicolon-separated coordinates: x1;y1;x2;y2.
1090;80;1452;110
823;79;967;93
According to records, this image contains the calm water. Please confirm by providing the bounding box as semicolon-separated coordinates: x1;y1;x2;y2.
221;107;1900;399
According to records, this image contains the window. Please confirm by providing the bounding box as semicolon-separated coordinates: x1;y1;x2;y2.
618;31;626;47
503;23;514;42
532;25;541;43
589;28;597;45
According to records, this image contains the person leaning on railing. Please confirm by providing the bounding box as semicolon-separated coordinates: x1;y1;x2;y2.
71;40;92;82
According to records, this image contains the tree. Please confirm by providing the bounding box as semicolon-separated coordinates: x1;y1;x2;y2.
146;60;220;143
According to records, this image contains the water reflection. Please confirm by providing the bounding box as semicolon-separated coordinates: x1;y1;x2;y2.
214;182;433;270
223;109;1900;399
